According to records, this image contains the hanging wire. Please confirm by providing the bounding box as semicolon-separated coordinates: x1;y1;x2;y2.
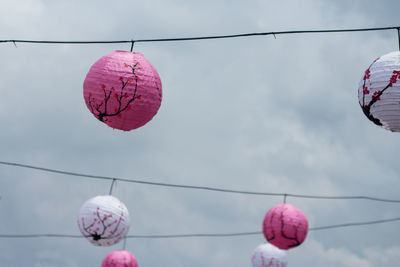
1;160;400;203
0;216;398;239
0;26;399;46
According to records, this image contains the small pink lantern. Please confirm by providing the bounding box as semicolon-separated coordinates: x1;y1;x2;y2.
83;50;162;131
262;203;308;250
358;51;400;131
251;243;288;267
102;250;138;267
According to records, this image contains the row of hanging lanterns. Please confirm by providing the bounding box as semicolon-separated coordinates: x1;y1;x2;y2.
82;49;400;133
76;194;308;266
77;47;398;265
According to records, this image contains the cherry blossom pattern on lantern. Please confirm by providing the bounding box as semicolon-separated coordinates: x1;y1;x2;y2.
251;243;288;267
358;51;400;131
102;250;138;267
262;203;308;250
86;62;143;123
83;50;162;131
77;195;130;246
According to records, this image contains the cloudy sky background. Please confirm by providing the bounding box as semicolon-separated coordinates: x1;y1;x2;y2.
0;0;400;266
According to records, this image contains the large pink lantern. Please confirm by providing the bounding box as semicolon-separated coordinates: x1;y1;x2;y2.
251;243;288;267
358;51;400;131
102;250;138;267
77;195;130;246
83;50;162;131
262;203;308;250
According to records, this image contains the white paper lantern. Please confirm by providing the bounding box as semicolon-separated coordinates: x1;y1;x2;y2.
77;195;130;246
251;243;288;267
358;51;400;131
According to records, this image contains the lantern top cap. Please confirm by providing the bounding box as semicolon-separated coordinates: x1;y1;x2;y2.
114;50;142;55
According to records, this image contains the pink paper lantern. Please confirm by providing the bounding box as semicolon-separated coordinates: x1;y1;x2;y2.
83;50;162;131
262;203;308;250
102;250;138;267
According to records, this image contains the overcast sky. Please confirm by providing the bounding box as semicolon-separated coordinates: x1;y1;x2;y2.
1;0;400;266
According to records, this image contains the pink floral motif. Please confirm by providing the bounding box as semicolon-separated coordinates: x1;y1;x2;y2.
363;84;370;95
79;200;129;246
87;63;142;123
83;51;163;131
363;69;370;80
389;70;400;87
372;90;381;101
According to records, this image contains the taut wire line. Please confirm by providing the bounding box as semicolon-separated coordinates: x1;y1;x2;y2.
0;216;399;239
0;160;400;203
0;26;399;45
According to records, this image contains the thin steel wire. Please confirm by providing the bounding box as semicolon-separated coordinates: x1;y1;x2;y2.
0;217;398;239
0;26;398;45
1;161;399;202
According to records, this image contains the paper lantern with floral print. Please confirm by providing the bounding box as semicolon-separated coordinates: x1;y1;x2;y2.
83;50;162;131
358;51;400;131
262;203;308;250
77;195;130;246
102;250;138;267
251;243;288;267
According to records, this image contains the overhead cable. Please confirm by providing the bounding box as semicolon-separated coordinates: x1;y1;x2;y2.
0;26;399;45
0;216;399;239
1;161;400;203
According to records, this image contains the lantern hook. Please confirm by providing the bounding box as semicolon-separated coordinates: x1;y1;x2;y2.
109;178;117;195
122;236;127;250
397;28;400;51
130;40;135;52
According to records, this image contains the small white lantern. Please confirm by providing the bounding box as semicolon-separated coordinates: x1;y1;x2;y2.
358;51;400;131
77;195;130;246
251;243;288;267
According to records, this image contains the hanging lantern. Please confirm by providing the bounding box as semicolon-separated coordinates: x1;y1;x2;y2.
77;195;130;246
262;203;308;250
251;243;288;267
358;51;400;131
102;250;138;267
83;50;162;131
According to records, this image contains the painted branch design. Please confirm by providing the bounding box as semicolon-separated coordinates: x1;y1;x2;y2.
360;57;400;126
86;62;142;123
80;206;126;244
266;209;303;249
